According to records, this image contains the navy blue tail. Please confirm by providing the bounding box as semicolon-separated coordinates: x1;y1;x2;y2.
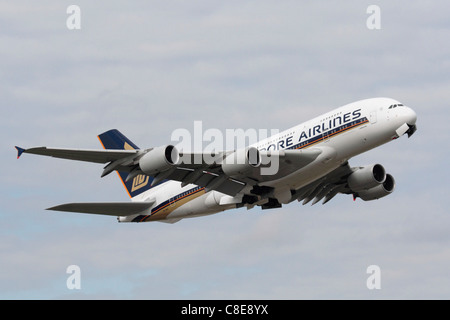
98;129;154;198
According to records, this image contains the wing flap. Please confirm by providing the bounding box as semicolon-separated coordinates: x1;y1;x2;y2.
292;162;353;205
47;201;154;216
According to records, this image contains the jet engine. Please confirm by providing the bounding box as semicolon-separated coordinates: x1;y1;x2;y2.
347;164;396;201
358;174;395;201
221;147;261;177
139;145;179;175
347;164;386;191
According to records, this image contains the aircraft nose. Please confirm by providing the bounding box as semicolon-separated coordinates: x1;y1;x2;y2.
405;107;417;125
403;107;417;138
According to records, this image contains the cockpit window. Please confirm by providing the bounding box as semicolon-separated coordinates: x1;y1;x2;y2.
388;104;404;109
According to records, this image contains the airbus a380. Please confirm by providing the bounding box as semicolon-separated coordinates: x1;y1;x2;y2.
16;98;417;223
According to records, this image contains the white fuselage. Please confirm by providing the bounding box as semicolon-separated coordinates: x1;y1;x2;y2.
120;98;417;223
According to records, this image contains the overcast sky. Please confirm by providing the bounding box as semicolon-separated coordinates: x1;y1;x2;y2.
1;1;449;299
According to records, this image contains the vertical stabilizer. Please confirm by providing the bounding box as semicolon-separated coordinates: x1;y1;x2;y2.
98;129;155;198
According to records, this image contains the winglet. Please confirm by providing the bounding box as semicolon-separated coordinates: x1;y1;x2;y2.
15;146;26;159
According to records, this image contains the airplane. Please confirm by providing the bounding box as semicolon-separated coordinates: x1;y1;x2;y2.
15;97;417;224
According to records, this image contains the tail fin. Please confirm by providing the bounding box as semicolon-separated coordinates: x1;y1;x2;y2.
98;129;154;198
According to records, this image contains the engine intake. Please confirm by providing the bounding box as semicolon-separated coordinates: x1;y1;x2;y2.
348;164;386;191
139;145;179;175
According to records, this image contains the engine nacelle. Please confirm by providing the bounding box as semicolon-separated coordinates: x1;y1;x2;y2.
358;174;395;201
222;147;261;177
347;164;386;191
139;145;179;175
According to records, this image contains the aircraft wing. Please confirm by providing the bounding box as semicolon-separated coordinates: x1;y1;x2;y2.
17;145;383;207
15;146;145;177
16;143;323;197
165;148;323;196
15;146;139;163
47;201;154;216
291;162;358;206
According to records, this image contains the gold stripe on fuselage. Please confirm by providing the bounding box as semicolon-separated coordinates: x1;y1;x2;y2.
143;187;206;222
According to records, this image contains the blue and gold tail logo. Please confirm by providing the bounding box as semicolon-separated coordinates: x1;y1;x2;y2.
98;129;157;198
131;175;149;192
124;142;150;192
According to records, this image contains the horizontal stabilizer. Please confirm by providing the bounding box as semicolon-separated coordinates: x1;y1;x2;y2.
47;201;154;216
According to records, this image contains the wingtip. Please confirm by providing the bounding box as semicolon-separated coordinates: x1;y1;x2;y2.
15;146;26;159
